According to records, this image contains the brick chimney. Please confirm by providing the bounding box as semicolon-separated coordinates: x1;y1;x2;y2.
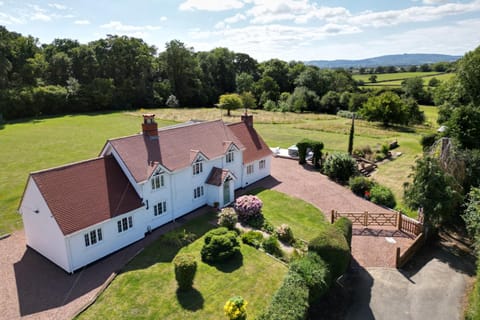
241;112;253;127
142;114;158;136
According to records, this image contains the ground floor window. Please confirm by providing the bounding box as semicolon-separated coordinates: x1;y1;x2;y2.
247;164;254;175
154;201;167;216
194;186;204;199
259;159;266;169
117;216;133;233
84;228;103;247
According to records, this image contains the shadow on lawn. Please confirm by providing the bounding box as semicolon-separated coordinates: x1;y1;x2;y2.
210;252;244;273
176;287;204;311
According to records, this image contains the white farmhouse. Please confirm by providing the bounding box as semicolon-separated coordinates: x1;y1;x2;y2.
18;114;271;273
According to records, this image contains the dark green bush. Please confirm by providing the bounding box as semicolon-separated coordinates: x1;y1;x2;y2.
370;184;397;208
162;229;197;247
262;236;283;258
323;153;358;184
276;224;295;245
289;252;332;303
349;176;374;197
173;254;197;290
308;227;350;279
420;133;438;150
201;227;240;263
258;272;309;320
261;219;275;233
311;141;324;168
241;231;264;248
297;139;311;165
334;217;353;249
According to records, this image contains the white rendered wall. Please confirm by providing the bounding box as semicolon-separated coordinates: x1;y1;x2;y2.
222;148;243;189
19;178;71;272
242;156;272;188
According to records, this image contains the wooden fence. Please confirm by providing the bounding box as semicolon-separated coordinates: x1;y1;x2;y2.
330;210;423;236
395;232;425;268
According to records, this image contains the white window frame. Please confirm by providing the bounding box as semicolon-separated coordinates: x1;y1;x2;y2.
117;216;133;233
247;164;254;175
154;201;167;216
151;173;165;190
259;159;266;169
84;228;103;247
193;186;204;199
193;160;203;175
226;150;234;163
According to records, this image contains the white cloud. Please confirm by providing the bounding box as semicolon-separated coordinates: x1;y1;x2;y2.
0;1;4;6
179;0;245;11
74;19;90;25
422;0;447;4
100;20;162;31
160;16;167;21
31;12;52;21
225;13;246;24
0;12;24;24
48;3;67;10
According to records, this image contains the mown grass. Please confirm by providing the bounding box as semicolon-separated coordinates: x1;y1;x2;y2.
78;190;331;319
0;106;437;233
465;264;480;320
353;71;455;88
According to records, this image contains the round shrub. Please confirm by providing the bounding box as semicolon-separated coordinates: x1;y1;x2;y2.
224;296;248;320
333;217;353;249
323;153;357;184
241;230;264;248
217;207;238;230
308;226;350;279
349;176;374;197
289;252;332;303
201;227;240;263
262;236;283;258
370;184;396;208
234;195;263;223
173;254;197;290
276;224;295;245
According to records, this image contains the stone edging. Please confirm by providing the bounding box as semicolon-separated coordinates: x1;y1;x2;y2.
0;233;11;240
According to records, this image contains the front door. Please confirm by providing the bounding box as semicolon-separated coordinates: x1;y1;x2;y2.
223;180;230;205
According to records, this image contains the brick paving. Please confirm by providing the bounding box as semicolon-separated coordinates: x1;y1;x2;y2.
0;157;413;319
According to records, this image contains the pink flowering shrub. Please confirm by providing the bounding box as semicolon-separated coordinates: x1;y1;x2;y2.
234;195;263;222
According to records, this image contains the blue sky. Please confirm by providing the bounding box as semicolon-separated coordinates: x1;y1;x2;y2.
1;0;479;61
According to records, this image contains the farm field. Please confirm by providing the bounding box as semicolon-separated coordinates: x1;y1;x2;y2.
353;71;455;88
0;107;438;234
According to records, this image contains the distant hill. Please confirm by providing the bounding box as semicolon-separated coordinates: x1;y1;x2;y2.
306;53;462;69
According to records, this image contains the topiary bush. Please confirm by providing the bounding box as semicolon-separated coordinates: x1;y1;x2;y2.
262;235;283;258
276;224;295;245
234;195;263;223
334;217;353;249
217;207;238;230
289;252;332;303
370;184;397;208
224;296;248;320
349;176;374;197
173;254;197;290
241;230;264;248
258;272;309;320
308;226;350;279
323;152;358;184
201;227;240;263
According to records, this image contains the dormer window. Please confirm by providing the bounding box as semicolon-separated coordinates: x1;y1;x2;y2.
151;171;165;190
226;150;234;163
193;160;203;175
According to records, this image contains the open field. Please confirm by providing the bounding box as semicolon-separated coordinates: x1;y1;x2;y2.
353;71;455;88
0;107;437;234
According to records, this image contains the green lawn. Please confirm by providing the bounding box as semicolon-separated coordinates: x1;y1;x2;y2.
78;189;332;319
0;107;437;234
353;71;455;88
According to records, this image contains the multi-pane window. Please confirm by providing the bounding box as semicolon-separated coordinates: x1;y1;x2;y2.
151;173;164;190
193;161;203;175
193;186;204;199
84;228;103;247
259;159;266;169
247;164;254;175
154;201;167;216
117;216;133;233
226;150;234;163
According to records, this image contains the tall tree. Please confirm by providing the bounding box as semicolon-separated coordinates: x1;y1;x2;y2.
348;115;355;155
218;93;242;116
457;45;480;106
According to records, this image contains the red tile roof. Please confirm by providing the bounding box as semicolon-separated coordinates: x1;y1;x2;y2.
227;122;272;164
206;167;236;186
31;156;142;235
108;120;246;183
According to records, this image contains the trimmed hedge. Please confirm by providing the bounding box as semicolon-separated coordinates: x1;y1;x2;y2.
334;217;353;249
173;254;197;290
241;230;264;248
349;176;374;197
308;226;350;279
370;184;397;208
201;227;240;263
289;252;332;303
258;272;309;320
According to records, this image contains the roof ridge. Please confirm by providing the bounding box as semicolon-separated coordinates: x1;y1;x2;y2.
31;155;112;176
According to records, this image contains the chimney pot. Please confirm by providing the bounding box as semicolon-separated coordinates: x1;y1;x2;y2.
241;113;253;127
142;114;158;136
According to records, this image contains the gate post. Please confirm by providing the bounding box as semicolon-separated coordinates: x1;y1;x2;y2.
397;212;402;231
364;211;368;227
395;247;401;268
330;210;335;224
